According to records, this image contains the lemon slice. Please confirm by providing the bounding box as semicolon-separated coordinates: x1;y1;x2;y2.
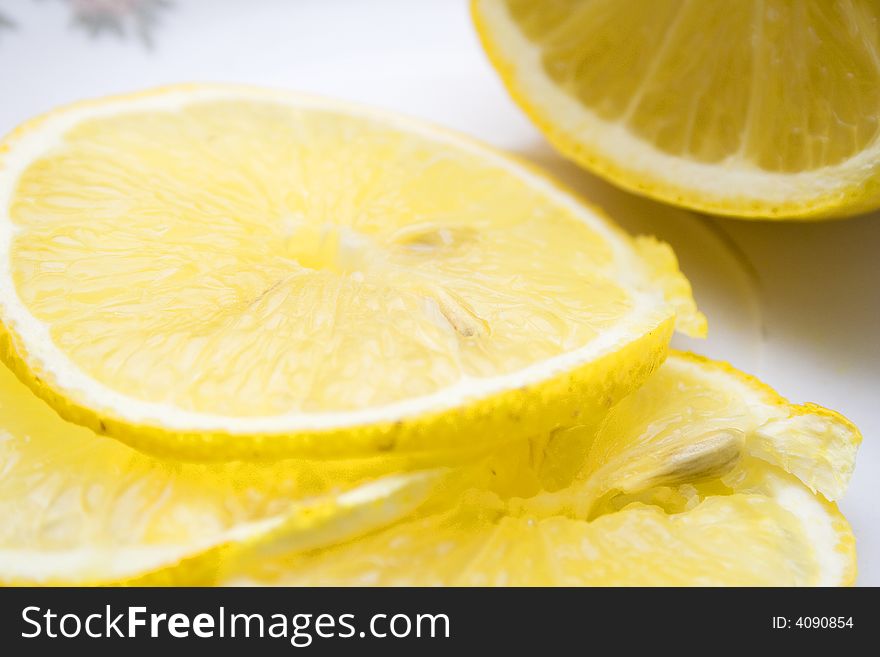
228;352;858;586
0;84;702;460
473;0;880;219
0;362;438;585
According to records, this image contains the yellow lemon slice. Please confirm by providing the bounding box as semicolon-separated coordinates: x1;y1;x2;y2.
0;361;438;585
228;352;859;586
0;84;702;460
473;0;880;219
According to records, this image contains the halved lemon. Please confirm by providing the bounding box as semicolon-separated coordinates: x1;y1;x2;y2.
0;84;702;460
473;0;880;219
228;352;859;586
0;361;439;585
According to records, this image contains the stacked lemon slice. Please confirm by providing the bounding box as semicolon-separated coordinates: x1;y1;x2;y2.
227;353;858;586
0;85;860;585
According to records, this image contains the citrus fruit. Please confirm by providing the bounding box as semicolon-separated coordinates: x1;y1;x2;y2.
228;352;859;586
473;0;880;219
0;84;702;460
0;361;438;585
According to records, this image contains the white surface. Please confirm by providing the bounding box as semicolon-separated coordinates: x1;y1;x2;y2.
0;0;876;584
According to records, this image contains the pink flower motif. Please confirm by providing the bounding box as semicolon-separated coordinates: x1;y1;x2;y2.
0;0;172;47
0;11;15;35
67;0;171;48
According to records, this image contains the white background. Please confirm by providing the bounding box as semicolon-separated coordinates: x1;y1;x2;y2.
0;0;877;585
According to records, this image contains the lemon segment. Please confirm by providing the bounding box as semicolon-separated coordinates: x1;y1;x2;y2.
576;352;861;502
0;84;702;460
0;361;439;585
473;0;880;218
228;352;858;586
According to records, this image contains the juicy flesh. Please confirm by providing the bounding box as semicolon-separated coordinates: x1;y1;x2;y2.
507;0;880;172
11;100;632;417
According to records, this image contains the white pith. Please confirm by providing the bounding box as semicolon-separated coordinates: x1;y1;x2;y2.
0;84;670;435
478;0;880;207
